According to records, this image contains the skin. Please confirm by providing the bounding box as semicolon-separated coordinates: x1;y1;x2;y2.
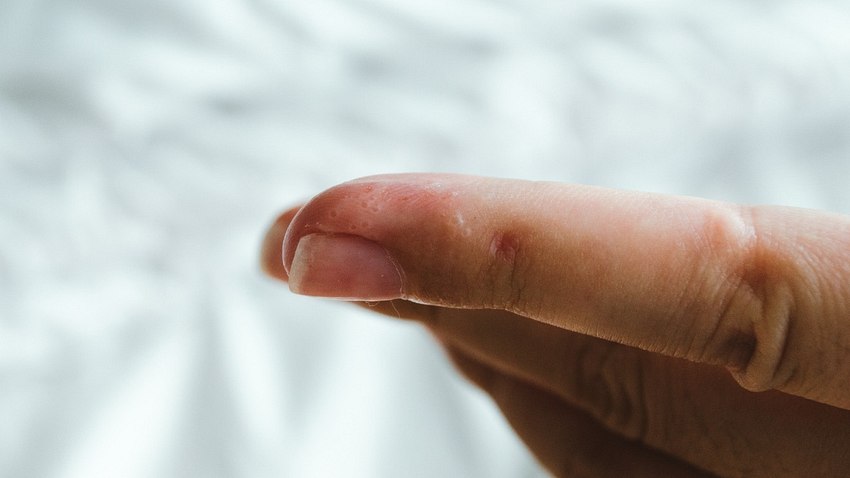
261;174;850;477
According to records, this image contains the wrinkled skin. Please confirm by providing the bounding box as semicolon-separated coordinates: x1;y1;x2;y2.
262;174;850;477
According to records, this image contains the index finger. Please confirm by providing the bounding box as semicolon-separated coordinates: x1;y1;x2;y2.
281;173;850;409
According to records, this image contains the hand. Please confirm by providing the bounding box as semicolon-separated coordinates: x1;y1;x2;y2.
261;174;850;477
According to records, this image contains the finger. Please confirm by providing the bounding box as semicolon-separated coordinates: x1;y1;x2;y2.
432;309;653;439
428;307;850;477
443;345;713;478
264;204;850;476
261;206;302;281
315;295;850;476
282;173;850;409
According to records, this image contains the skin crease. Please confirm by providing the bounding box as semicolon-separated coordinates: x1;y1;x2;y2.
262;174;850;477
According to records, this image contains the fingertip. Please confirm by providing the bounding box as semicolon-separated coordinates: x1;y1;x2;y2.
280;173;477;274
260;206;302;281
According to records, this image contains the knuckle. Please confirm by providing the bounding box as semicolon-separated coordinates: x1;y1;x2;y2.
721;207;797;393
565;339;652;442
661;204;759;364
729;275;796;393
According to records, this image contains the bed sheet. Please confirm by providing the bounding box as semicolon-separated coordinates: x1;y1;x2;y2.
2;1;849;477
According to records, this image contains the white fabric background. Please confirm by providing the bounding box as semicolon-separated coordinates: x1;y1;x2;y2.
1;1;849;477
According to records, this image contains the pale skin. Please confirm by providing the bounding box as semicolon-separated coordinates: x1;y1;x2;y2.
261;173;850;477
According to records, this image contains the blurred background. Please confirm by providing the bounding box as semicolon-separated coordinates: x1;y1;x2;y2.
1;1;849;477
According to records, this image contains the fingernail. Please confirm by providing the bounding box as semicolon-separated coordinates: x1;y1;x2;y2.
288;234;403;300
